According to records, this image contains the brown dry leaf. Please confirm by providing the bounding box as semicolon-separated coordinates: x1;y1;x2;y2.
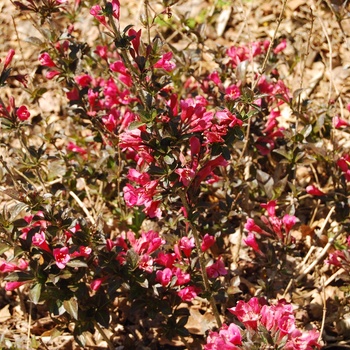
0;304;11;323
186;308;217;335
287;0;306;11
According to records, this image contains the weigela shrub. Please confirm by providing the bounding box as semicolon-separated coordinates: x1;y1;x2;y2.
0;0;334;348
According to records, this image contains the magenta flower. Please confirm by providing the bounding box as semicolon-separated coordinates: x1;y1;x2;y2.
67;141;87;156
273;38;287;54
75;74;92;87
261;200;277;216
176;167;196;187
332;116;349;128
178;236;195;257
32;231;51;253
282;214;298;235
204;323;242;350
243;232;264;256
156;268;173;287
45;70;60;79
5;281;28;291
0;259;27;273
177;286;198;301
306;185;325;196
154;52;176;72
4;49;15;69
173;267;191;286
38;52;56;67
16;105;30;121
201;234;215;252
90;5;108;26
53;247;71;269
206;257;228;278
228;297;262;330
90;277;107;291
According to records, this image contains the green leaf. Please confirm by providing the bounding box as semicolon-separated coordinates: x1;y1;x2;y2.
10;202;28;222
5;271;33;282
128;121;146;130
29;283;42;304
0;242;10;255
164;154;175;165
63;297;79;320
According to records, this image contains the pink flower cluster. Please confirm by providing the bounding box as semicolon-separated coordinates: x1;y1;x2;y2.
103;230;219;301
0;95;30;122
19;214;91;272
337;154;350;181
205;297;320;350
244;200;297;254
327;235;350;270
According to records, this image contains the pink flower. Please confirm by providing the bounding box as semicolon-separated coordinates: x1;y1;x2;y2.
306;185;325;196
90;5;108;26
4;49;15;69
228;297;263;330
208;71;222;86
154;52;176;72
90;277;107;291
46;70;60;79
201;234;215;251
66;87;79;101
206;257;227;278
67;141;87;155
177;286;198;301
173;267;191;286
75;74;92;87
16;105;30;121
38;52;56;67
5;281;28;291
94;45;108;59
110;0;120;19
138;254;154;273
204;323;242;350
273;38;287;54
261;200;277;216
282;214;297;235
155;252;177;268
156;268;173;287
71;246;92;258
0;260;22;273
179;237;195;257
243;232;264;256
127;169;150;185
337;155;350;181
333;116;349;128
32;231;51;253
175;167;196;187
53;247;71;269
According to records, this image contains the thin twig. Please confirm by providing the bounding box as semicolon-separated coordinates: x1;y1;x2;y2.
284;207;336;296
323;267;345;288
27;302;32;350
318;276;327;344
69;191;96;225
252;0;288;90
179;189;222;328
295;207;337;282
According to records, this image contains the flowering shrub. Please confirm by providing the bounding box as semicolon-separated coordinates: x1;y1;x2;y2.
205;297;320;350
0;0;348;348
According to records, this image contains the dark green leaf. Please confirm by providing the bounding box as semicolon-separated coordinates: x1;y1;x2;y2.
29;283;41;304
63;297;79;320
